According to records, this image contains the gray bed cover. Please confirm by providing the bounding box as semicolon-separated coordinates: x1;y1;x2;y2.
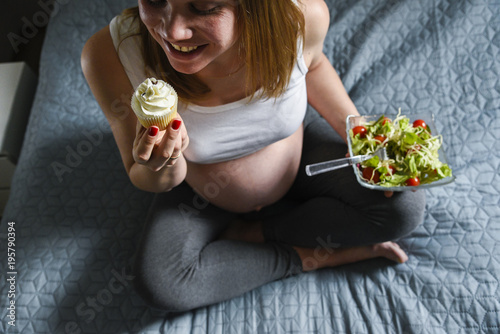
1;0;499;333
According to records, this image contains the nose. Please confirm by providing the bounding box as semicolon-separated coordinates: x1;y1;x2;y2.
164;9;193;41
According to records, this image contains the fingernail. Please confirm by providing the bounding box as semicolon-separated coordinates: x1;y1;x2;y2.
148;126;159;137
172;120;182;130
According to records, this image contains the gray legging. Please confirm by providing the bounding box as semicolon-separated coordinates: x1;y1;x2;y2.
132;109;426;312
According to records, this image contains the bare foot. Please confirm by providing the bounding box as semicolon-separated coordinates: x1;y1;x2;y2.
372;241;408;264
219;220;409;270
294;241;408;271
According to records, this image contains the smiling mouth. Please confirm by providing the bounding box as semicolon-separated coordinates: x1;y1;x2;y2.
170;42;198;53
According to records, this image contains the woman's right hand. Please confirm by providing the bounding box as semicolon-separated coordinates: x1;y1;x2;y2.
132;116;189;172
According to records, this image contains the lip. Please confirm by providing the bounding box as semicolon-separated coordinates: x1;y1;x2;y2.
163;39;207;61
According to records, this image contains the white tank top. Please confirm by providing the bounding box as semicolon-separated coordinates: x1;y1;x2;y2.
109;14;308;164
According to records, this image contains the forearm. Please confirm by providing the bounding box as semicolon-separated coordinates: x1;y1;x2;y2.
306;53;359;142
129;157;187;193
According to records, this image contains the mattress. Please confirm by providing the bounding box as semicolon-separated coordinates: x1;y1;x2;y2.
1;0;499;333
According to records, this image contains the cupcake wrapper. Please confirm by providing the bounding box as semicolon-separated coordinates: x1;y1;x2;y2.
136;107;177;131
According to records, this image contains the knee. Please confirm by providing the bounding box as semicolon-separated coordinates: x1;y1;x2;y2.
132;254;199;312
379;190;426;240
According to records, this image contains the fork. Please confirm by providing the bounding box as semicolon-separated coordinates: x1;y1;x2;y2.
305;147;388;176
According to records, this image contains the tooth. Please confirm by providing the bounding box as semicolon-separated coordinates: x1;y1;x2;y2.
171;43;198;52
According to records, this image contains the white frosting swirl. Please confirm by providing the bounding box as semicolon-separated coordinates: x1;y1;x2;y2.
131;78;177;116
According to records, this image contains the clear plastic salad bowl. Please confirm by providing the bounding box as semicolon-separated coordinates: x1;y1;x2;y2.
346;112;456;191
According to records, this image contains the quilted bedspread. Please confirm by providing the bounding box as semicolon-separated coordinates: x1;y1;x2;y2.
1;0;499;333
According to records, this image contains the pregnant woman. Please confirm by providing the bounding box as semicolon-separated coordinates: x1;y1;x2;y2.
81;0;425;312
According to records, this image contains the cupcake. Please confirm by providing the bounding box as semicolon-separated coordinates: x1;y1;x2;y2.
131;78;178;130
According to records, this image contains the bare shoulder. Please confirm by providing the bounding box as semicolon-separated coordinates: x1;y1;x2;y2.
81;26;110;72
81;26;122;86
299;0;330;66
80;25;133;116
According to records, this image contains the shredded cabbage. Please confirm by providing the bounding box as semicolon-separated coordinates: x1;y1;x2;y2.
349;110;453;187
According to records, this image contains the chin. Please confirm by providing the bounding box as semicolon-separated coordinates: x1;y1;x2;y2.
169;64;206;76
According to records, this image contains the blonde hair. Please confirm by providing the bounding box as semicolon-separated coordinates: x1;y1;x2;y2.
122;1;305;101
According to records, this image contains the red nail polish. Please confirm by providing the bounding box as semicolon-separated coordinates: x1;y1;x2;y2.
148;126;159;137
172;120;182;130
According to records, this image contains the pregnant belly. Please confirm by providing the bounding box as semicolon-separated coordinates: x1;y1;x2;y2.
185;125;303;213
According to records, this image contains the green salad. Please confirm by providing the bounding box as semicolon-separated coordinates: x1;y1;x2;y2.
349;112;453;187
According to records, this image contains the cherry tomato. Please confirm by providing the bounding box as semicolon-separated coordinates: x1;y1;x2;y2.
413;119;427;129
362;167;380;183
352;126;367;138
374;135;386;144
406;177;420;186
382;117;391;125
